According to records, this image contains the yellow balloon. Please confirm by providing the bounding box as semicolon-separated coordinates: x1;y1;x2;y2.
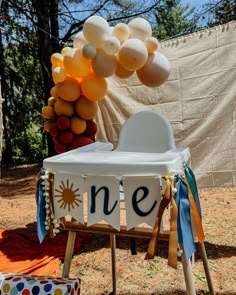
118;39;148;71
144;37;159;54
112;23;130;44
92;50;117;78
63;48;91;78
56;77;81;101
128;17;152;41
81;72;108;102
115;56;134;79
73;31;87;48
136;52;170;87
83;16;110;48
51;53;63;67
52;66;67;83
103;36;120;55
82;44;97;59
61;46;72;56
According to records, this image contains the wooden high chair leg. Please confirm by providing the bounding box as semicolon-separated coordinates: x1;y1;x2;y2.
180;246;196;295
62;231;77;278
198;242;215;295
110;234;117;295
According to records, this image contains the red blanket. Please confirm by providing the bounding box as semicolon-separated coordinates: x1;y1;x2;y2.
0;229;89;276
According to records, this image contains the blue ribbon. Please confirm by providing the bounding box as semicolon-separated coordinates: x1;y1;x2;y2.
174;174;196;261
36;167;47;243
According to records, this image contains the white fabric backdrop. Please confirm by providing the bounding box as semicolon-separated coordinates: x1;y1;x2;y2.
95;21;236;188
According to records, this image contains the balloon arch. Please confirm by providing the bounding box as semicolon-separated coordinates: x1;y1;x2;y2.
41;16;170;154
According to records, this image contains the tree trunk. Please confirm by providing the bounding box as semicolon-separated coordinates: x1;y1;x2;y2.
32;0;59;156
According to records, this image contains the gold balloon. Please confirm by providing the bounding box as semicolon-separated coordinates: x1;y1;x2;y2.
81;72;108;102
63;48;91;78
118;39;148;71
136;52;170;87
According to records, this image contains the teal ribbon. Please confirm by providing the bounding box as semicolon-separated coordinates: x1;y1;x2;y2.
36;167;47;243
184;164;202;218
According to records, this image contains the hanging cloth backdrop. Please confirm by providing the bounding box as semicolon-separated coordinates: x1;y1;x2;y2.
95;21;236;188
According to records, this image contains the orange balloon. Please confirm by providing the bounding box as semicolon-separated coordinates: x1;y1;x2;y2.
47;96;57;106
41;105;56;119
56;78;81;102
63;48;91;78
50;86;59;99
54;98;75;117
75;96;98;120
81;72;108;102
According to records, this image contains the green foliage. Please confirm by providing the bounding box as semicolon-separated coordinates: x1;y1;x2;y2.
208;0;236;27
1;1;46;164
153;0;199;40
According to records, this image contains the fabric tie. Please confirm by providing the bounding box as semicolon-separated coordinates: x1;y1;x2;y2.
36;168;47;243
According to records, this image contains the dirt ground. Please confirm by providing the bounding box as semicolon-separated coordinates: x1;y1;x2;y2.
0;164;236;295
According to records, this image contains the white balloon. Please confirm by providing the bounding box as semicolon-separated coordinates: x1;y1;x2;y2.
136;52;170;87
73;31;87;48
103;36;120;55
112;23;130;44
144;37;159;54
128;18;152;41
83;16;110;48
118;39;148;71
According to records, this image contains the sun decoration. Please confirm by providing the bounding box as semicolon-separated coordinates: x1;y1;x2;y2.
54;179;82;211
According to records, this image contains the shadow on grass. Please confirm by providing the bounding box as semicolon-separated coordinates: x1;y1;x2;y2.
75;233;236;261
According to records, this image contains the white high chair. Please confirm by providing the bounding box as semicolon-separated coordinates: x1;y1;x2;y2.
43;110;214;295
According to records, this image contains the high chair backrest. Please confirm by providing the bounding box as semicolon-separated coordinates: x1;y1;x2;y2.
115;110;176;153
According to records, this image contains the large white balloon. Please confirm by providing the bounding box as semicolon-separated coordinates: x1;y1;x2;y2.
136;52;170;87
128;18;152;41
118;39;148;71
83;16;110;48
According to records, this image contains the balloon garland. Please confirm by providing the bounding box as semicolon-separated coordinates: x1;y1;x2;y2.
41;16;170;154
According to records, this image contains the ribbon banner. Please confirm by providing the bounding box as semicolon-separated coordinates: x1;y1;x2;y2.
53;172;84;223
